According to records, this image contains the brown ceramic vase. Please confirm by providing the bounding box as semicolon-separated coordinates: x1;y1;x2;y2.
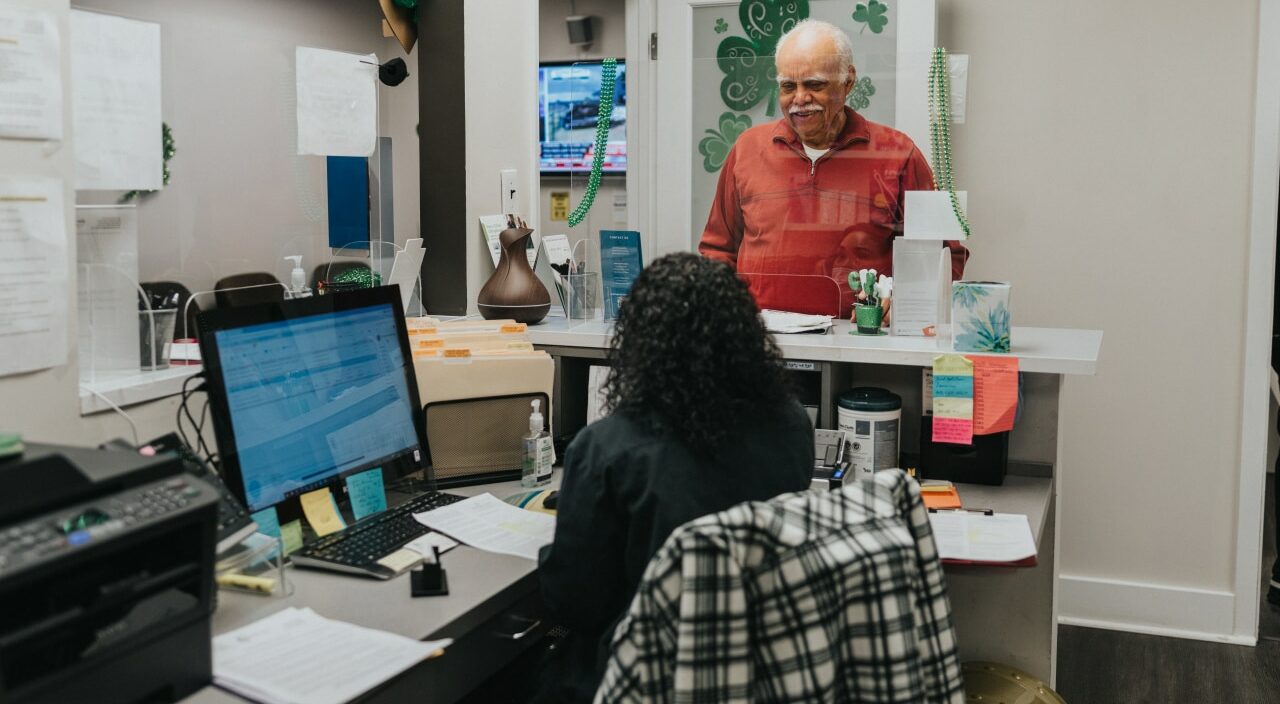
477;226;551;323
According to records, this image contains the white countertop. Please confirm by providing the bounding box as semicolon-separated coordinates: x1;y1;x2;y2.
79;365;202;415
527;317;1103;375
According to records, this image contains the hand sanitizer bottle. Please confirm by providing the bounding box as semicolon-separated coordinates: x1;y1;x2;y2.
522;400;553;488
284;255;310;298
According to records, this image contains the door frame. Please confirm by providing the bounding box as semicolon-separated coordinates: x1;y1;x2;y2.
1233;0;1280;643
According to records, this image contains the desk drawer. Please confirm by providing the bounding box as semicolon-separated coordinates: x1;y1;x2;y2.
361;586;549;704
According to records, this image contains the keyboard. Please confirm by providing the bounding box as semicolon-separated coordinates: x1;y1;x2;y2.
291;491;467;579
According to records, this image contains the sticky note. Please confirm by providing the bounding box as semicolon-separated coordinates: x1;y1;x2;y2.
345;467;387;521
376;548;423;574
932;375;973;398
971;355;1019;435
280;520;304;556
933;353;974;377
300;487;347;537
250;507;281;538
931;416;973;445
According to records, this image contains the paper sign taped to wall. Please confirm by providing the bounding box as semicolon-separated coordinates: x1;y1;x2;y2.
296;46;377;157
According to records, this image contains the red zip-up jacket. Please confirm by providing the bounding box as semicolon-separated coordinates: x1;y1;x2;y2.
699;108;968;317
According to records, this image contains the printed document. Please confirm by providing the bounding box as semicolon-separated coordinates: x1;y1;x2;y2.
0;177;67;376
70;10;162;190
296;46;377;157
0;6;62;140
413;493;555;561
213;607;450;704
928;512;1036;564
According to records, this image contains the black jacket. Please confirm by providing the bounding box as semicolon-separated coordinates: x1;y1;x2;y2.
537;402;814;702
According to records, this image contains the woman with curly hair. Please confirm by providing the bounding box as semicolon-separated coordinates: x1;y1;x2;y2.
536;252;814;703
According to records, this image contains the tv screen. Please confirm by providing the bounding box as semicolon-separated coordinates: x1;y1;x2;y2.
539;61;626;175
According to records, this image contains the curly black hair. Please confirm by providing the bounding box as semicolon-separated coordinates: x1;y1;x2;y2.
603;252;794;452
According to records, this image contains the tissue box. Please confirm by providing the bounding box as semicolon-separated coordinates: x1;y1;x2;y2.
952;281;1011;353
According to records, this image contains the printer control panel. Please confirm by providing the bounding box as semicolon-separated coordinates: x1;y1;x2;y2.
0;477;205;572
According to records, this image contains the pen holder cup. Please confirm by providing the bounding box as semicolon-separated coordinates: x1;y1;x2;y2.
565;272;600;320
138;309;176;371
215;532;293;598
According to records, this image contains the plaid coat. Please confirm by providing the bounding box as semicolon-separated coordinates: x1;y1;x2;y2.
596;469;964;703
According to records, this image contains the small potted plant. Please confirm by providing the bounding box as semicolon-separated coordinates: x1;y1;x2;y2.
849;269;892;335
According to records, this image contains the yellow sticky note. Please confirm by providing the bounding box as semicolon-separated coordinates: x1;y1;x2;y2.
300;488;346;537
933;353;974;377
280;520;303;556
376;548;423;575
934;397;974;418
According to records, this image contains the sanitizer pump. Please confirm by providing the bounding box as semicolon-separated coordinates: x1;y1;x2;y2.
522;400;553;487
283;256;310;298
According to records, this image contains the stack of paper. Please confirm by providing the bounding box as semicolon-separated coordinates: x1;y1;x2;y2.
760;309;833;334
927;512;1037;566
413;493;556;561
213;607;450;704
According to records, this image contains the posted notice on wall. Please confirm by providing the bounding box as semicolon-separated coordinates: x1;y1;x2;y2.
0;6;63;140
296;46;377;157
0;177;68;377
70;10;163;191
76;206;140;376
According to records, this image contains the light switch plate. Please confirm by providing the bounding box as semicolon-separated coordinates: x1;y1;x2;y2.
500;169;518;214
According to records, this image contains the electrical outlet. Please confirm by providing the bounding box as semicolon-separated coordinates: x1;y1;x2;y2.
500;169;518;214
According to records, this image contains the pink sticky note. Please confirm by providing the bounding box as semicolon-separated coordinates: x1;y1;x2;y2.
931;416;973;445
971;356;1019;435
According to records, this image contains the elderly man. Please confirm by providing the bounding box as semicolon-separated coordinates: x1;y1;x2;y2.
699;19;968;317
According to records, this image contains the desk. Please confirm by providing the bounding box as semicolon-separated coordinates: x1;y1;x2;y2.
528;317;1102;686
184;479;552;704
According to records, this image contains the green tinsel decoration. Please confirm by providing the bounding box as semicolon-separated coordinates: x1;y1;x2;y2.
119;122;175;203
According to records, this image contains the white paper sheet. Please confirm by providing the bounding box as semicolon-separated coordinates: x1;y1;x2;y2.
413;493;555;561
403;531;460;560
296;46;377;157
927;512;1036;564
0;177;68;376
0;6;62;140
760;309;833;334
386;238;424;312
70;10;162;190
213;607;450;704
75;206;140;377
904;190;968;240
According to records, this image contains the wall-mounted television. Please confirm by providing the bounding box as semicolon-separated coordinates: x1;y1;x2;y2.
539;60;626;175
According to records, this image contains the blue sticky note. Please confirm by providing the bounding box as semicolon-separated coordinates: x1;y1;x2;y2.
933;375;973;398
345;468;387;521
251;506;281;538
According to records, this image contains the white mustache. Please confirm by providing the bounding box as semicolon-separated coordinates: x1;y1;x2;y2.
789;105;824;114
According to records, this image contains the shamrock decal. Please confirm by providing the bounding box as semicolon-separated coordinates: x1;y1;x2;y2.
846;76;876;111
716;0;810;116
852;0;889;34
699;112;753;173
715;17;729;34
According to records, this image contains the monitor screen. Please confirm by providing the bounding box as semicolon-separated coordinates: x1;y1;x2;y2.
539;60;626;174
198;289;424;513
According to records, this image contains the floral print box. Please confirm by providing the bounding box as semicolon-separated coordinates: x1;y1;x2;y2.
952;281;1011;353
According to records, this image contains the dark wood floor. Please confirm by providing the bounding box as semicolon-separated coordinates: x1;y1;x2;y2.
1260;473;1279;641
1057;626;1280;703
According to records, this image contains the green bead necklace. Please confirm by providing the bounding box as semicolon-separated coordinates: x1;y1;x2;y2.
567;58;617;228
927;48;970;239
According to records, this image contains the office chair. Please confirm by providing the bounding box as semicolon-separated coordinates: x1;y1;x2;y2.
310;261;371;290
213;272;284;309
141;280;200;340
597;470;966;703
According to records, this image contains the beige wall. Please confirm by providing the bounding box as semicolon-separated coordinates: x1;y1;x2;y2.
938;0;1260;631
0;0;421;448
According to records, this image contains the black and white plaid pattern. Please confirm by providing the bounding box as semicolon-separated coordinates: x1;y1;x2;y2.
595;469;964;703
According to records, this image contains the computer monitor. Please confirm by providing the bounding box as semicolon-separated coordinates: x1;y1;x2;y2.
197;287;427;515
539;60;626;175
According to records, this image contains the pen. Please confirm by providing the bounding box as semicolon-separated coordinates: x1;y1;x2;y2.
928;507;994;515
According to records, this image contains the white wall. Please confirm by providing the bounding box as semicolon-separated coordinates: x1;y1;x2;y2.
0;0;421;448
938;0;1262;639
74;0;420;294
464;0;542;312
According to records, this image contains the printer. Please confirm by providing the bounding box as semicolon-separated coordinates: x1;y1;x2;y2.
0;443;218;703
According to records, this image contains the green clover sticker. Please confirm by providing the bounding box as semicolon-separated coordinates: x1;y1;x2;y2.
846;76;876;111
852;0;889;34
715;18;729;34
699;112;753;173
715;0;810;116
